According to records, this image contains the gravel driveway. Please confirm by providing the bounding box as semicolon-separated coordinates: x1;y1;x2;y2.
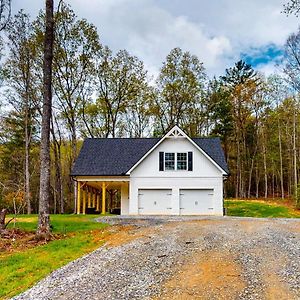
13;217;300;300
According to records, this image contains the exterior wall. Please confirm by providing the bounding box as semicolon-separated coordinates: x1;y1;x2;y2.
131;138;223;178
129;177;223;215
127;137;224;216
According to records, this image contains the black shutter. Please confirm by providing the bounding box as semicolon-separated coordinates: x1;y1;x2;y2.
188;152;193;171
159;152;164;171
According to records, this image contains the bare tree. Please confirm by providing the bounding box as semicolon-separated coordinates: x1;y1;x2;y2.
4;11;38;214
283;0;300;16
95;48;152;138
37;0;54;237
0;0;11;31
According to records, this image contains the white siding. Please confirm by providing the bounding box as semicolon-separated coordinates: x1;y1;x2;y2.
125;137;224;216
131;138;221;178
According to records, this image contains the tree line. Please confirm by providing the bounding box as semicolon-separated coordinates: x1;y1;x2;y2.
0;1;300;215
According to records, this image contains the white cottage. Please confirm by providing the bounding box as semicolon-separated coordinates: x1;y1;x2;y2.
71;125;229;216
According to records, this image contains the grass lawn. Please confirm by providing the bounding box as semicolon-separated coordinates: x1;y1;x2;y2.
0;214;109;300
225;199;300;218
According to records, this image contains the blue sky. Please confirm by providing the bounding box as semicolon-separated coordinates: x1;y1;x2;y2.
12;0;300;78
241;44;284;68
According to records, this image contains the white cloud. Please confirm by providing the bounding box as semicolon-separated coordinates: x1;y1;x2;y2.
70;0;234;76
256;62;280;77
11;0;300;78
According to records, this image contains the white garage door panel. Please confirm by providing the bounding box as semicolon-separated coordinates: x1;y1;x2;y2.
180;189;214;215
138;189;172;215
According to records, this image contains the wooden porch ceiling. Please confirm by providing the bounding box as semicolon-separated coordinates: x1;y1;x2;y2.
84;181;128;190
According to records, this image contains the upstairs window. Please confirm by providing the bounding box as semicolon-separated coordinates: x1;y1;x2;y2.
164;152;187;171
159;151;193;172
165;152;175;170
177;152;187;170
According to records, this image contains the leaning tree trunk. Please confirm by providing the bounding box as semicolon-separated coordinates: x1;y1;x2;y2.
37;0;54;237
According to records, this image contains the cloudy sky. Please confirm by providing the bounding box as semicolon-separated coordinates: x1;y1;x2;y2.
13;0;300;78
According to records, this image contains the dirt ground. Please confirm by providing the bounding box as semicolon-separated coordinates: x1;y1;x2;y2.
0;228;53;256
13;217;300;300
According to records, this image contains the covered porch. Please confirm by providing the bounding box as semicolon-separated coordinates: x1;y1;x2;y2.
75;177;130;215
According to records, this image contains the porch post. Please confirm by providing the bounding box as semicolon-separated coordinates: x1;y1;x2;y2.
82;187;86;215
102;182;106;215
96;192;100;212
92;189;96;207
88;187;91;208
77;182;81;214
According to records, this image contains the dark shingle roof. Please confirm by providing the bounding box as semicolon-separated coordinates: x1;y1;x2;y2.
71;137;228;176
193;138;229;174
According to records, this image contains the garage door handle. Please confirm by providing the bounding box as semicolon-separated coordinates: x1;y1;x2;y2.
208;207;214;210
180;208;184;209
138;207;144;209
167;207;172;209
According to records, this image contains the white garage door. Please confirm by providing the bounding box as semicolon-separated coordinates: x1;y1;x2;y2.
138;189;172;215
179;189;214;215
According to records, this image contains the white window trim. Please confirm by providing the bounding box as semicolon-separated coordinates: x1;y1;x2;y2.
164;152;188;171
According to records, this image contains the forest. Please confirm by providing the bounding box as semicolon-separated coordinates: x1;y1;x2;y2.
0;1;300;214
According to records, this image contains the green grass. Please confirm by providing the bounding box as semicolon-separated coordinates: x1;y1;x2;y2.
225;199;300;218
0;214;109;300
6;214;108;233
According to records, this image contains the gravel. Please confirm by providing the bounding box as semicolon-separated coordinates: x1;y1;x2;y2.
13;217;300;300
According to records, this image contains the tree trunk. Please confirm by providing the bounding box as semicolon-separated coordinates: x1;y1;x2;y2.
235;131;240;198
255;167;259;198
57;145;64;214
278;122;284;199
263;147;268;199
293;110;298;202
37;0;54;237
261;126;268;199
70;126;78;214
0;209;8;231
248;155;255;198
51;128;64;214
25;119;31;214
